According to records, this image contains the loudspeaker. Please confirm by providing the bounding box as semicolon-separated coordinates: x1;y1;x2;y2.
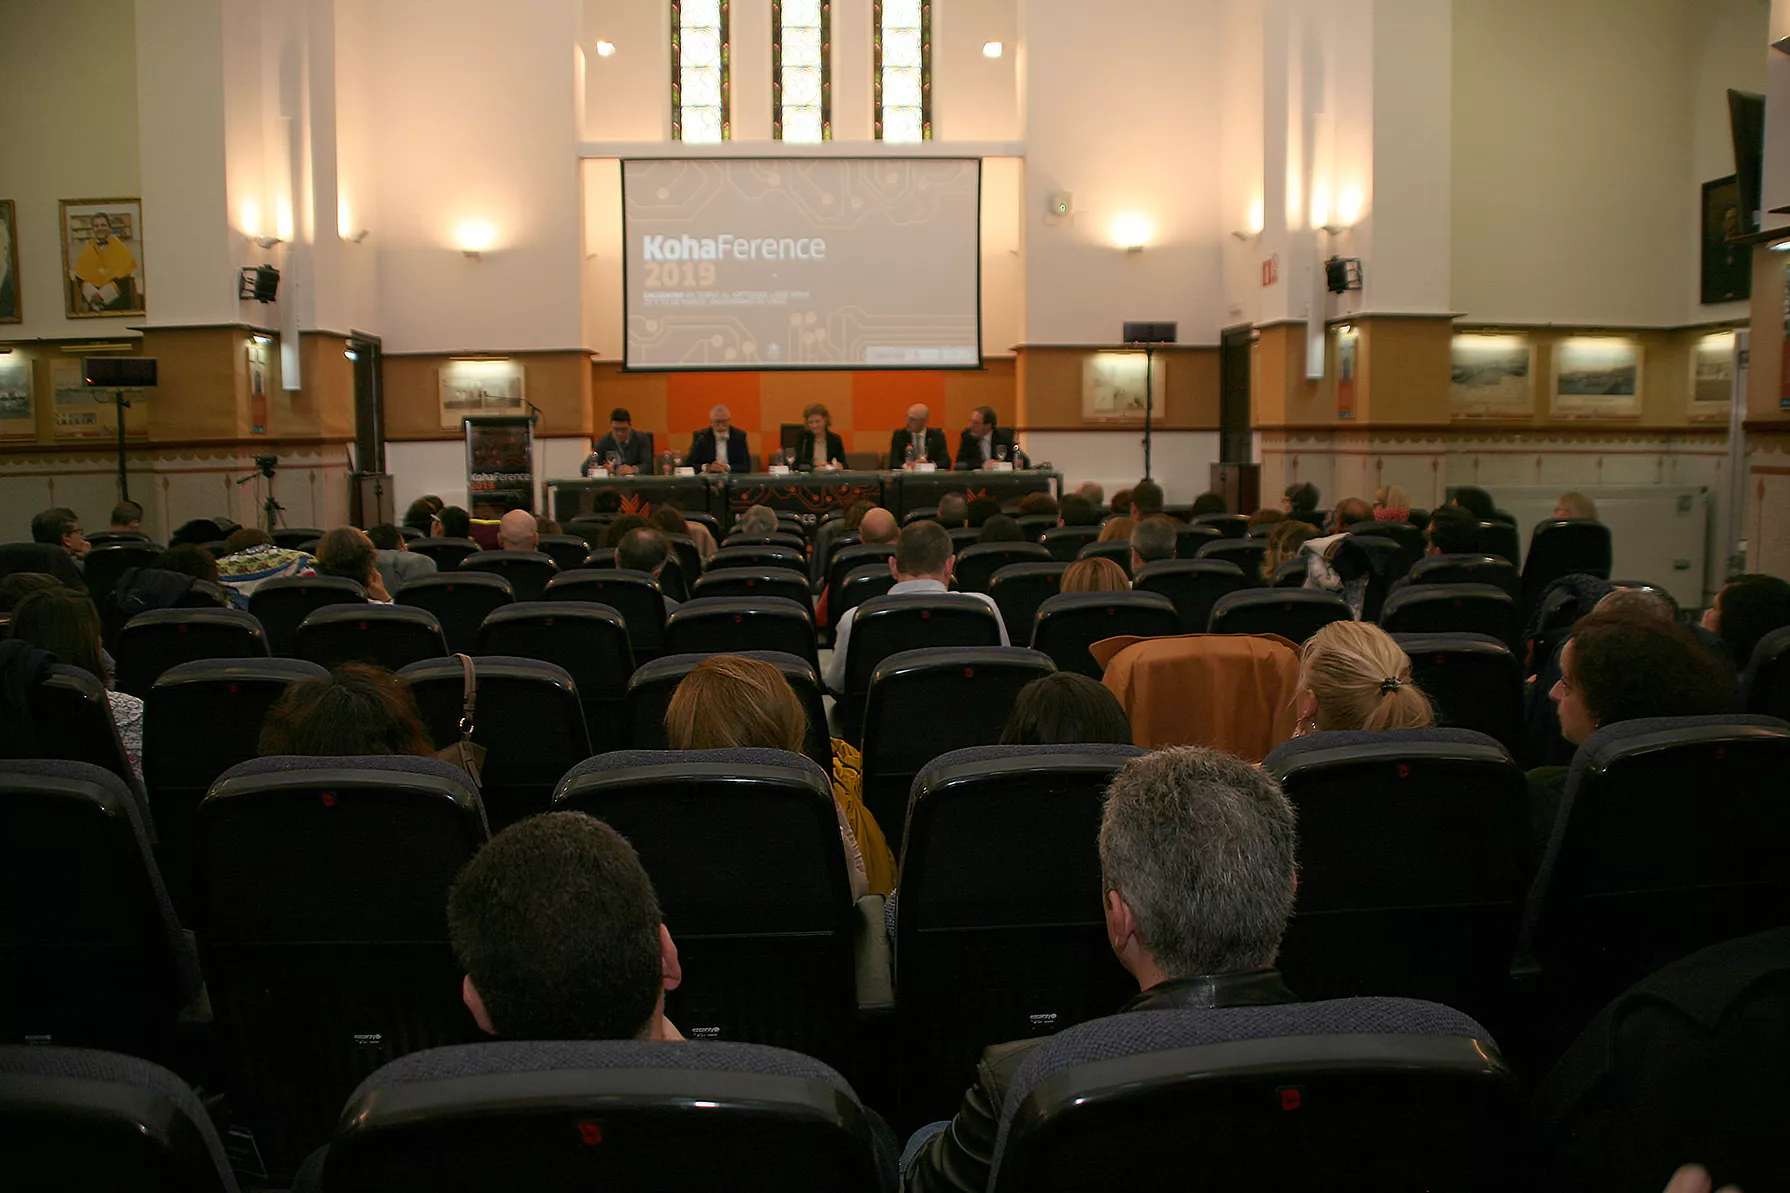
238;264;281;302
1324;257;1363;294
83;357;158;387
1122;321;1178;344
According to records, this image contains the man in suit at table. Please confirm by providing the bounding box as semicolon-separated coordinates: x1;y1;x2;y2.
581;407;654;477
686;404;753;473
955;405;1027;471
890;403;950;469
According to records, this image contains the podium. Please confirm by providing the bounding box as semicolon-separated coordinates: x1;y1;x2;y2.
463;415;537;517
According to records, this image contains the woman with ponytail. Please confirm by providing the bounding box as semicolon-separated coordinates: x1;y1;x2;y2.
1292;620;1435;734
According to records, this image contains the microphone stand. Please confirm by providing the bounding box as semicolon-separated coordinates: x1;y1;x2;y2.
1141;343;1156;482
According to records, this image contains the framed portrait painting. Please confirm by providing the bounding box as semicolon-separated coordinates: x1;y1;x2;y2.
1701;176;1751;305
0;200;19;323
60;198;146;318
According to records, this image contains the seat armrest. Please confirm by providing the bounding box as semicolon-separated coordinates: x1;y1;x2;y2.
852;894;894;1014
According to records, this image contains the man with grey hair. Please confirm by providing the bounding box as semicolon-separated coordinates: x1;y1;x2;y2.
1129;516;1176;575
904;746;1299;1192
891;403;949;469
734;504;780;538
1076;481;1104;505
687;404;751;473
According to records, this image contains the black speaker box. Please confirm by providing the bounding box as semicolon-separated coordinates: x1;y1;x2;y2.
83;357;158;387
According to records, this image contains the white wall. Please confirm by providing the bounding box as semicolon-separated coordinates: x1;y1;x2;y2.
1025;431;1223;504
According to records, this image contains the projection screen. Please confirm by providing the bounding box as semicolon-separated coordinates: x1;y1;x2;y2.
622;158;981;370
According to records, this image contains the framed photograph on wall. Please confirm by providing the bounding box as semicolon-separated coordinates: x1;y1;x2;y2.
1550;336;1642;419
60;197;146;318
1081;350;1164;422
0;199;19;323
0;354;33;437
1701;176;1751;305
1450;333;1534;418
439;358;526;430
1689;330;1736;421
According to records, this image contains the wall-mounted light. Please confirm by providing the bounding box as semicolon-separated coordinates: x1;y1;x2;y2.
345;228;370;244
455;219;497;258
1771;240;1790;253
1111;213;1153;252
252;333;272;346
1336;186;1364;227
982;41;1003;58
1230;229;1257;242
248;234;284;250
594;40;616;57
344;349;360;361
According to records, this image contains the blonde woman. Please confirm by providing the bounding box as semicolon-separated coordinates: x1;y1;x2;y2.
1373;484;1411;523
1060;556;1130;593
1261;520;1318;584
1097;516;1136;543
1293;620;1435;734
665;654;894;897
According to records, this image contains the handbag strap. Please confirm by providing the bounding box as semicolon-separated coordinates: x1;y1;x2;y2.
454;652;478;740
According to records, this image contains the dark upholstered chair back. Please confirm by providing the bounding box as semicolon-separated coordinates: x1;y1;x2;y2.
247;575;365;656
26;665;139;794
293;603;447;673
835;564;898;630
80;541;162;610
459;550;559;602
988;561;1066;645
114;607;270;697
534;533;592;573
1388;632;1524;756
1074;540;1135;577
692;565;813;612
1743;626;1790;720
1521;519;1612;615
1208;587;1352;642
0;761;198;1063
395;571;515;655
1191;513;1250;538
894;744;1146;1124
989;998;1517;1192
826;544;896;623
625;650;831;771
545;567;667;657
1407;553;1520;599
1132;558;1248;633
402;656;591;832
1039;525;1100;562
1014;513;1059;540
954;542;1053;593
476;602;634;753
194;756;488;1175
664;596;819;671
707;544;804;573
1031;591;1179;676
0;1045;239;1193
1474;521;1522;567
1194;536;1268;579
1173;523;1223;558
407;537;482;572
1263;729;1527;1021
313;1040;890;1193
1379;582;1522;651
1521;715;1790;1035
859;648;1057;852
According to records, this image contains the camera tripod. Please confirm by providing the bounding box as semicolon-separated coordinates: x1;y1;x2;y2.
235;455;284;534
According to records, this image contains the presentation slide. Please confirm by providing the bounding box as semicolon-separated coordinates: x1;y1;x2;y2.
622;158;981;370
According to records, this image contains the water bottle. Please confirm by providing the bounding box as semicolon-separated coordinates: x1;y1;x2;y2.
905;441;916;468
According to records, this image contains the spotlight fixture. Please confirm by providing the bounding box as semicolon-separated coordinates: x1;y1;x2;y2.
595;40;616;57
982;41;1003;58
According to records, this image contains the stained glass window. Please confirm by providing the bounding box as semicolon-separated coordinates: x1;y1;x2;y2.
875;0;929;142
673;0;729;142
774;0;829;142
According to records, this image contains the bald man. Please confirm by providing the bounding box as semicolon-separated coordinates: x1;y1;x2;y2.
498;509;539;551
688;404;753;473
890;404;949;470
858;506;898;545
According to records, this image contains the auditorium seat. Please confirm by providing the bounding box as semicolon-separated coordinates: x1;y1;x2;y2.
534;532;592;573
0;1045;238;1193
458;549;559;602
1014;513;1059;541
1040;525;1100;562
144;658;329;913
0;760;200;1064
692;565;814;612
662;532;703;586
85;529;152;547
114;606;268;697
476;601;632;753
1475;521;1523;568
395;572;514;655
837;593;1005;738
812;526;860;588
407;537;481;572
79;540;161;610
626;650;832;771
988;999;1518;1190
401;656;591;831
193;755;488;1176
273;527;324;550
1379;583;1522;651
1208;588;1352;642
553;749;889;1076
24;665;141;796
858;647;1057;852
1133;558;1248;633
248;575;365;656
901;506;940;525
1388;632;1525;756
546;567;668;658
1031;591;1179;677
1075;540;1135;577
1270;557;1307;587
725;530;807;553
988;561;1066;644
566;514;615;542
1173;523;1223;558
1191;512;1250;538
1743;626;1790;720
664;596;819;671
949;526;981;552
892;744;1146;1124
300;1040;893;1193
581;547;619;568
1405;553;1520;600
1347;520;1425;578
708;544;804;573
0;541;86;591
293;604;448;672
954;542;1052;594
1521;715;1790;1041
833;564;898;631
825;544;898;625
1263;729;1528;1022
1521;519;1613;617
1195;536;1268;577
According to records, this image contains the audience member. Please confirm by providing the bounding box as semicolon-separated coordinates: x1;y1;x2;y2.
936;493;969;528
998;672;1133;745
498;509;539;552
1332;496;1373;530
1554;490;1599;521
536;518;562;535
1058;494;1102;527
0;572;61;625
1425;503;1481;556
734;504;780;538
1060;556;1129;593
1595;586;1675;624
965;497;1002;528
665;654;891;897
1131;480;1165;517
1261;520;1317;583
1110;488;1134;517
1098;516;1136;543
1373;484;1410;523
1248;507;1286;530
904;746;1299;1192
841;500;874;532
258;662;437;757
591;491;624;514
654;505;716;560
215;526;315;599
1017;491;1059;517
437;505;472;539
155;543;221;586
1702;573;1790;671
403;496;444;537
169;518;229;548
1451;485;1496;521
446;811;683;1041
617;528;680;614
1190;491;1227;518
601;514;650;549
30;506;89;559
1129;517;1176;573
107;500;145;535
368;523;437;595
1283;481;1320;513
314;526;391;602
825;521;1007;696
1075;481;1104;505
1294;621;1434;735
977;514;1023;544
11;587;142;783
814;506;898;627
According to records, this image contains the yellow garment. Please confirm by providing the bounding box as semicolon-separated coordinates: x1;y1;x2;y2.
830;737;896;896
74;236;136;288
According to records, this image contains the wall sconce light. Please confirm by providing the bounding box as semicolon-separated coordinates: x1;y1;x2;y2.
345;228;371;244
594;40;616;57
455;219;497;258
248;234;283;250
1319;222;1348;236
1230;229;1256;242
1770;240;1790;253
1335;186;1364;227
982;41;1003;58
1111;213;1153;252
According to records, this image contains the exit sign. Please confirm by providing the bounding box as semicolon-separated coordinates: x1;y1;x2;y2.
1261;254;1279;286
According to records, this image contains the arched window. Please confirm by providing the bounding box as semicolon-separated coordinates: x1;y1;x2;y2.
774;1;830;142
672;0;730;142
874;0;929;142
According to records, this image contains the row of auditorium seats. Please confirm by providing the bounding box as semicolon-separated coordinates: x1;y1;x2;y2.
9;710;1787;1177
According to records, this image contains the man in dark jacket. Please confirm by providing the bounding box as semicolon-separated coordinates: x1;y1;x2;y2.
582;407;654;476
904;746;1299;1192
686;404;753;473
954;406;1027;471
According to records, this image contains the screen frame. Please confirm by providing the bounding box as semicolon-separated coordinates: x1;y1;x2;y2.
618;155;985;373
